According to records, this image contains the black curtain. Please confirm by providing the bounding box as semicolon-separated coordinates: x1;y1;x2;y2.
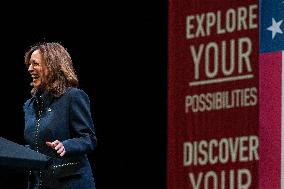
0;1;167;188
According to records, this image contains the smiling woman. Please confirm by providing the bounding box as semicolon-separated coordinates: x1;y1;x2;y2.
23;42;97;189
26;50;49;90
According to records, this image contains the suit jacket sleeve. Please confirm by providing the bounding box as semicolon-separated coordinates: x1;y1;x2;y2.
62;88;97;157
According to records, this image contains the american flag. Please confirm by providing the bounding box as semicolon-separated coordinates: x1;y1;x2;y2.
260;0;284;188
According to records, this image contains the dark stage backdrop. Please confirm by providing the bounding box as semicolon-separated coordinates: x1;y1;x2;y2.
0;1;167;189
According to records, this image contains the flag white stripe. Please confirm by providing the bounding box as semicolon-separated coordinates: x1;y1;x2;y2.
281;51;284;189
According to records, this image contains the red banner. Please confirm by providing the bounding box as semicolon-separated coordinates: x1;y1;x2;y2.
167;0;259;188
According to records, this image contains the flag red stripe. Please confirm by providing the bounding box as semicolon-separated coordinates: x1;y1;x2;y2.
259;52;282;188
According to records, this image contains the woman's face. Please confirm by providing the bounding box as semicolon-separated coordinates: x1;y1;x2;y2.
27;49;49;89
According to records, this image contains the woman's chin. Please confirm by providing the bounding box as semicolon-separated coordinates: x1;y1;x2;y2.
33;83;41;89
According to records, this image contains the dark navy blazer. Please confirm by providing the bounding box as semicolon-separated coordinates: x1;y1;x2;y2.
24;87;97;189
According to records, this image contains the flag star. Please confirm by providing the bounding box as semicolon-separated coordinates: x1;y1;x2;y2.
267;18;283;39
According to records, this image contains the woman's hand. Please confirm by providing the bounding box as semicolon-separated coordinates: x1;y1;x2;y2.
46;140;66;157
